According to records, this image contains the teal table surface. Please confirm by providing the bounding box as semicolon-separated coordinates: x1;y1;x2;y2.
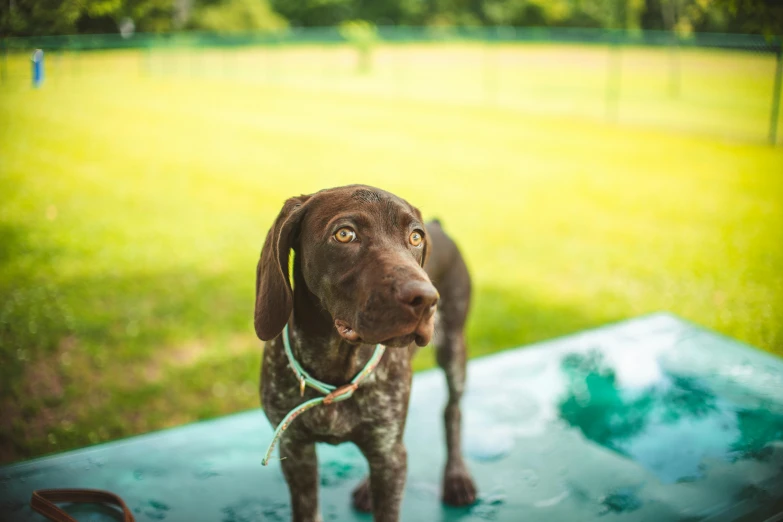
2;313;783;521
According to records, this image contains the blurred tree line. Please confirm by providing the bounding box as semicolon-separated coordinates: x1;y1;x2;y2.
0;0;780;39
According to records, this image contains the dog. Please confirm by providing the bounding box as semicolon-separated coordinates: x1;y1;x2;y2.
254;185;477;522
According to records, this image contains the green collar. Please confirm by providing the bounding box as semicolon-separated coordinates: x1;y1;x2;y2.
262;323;386;465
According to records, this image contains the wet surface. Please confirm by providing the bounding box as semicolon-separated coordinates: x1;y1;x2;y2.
2;313;782;521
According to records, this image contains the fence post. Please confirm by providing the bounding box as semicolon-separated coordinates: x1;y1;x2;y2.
769;41;782;146
138;36;152;77
72;47;80;77
394;37;406;98
605;30;622;122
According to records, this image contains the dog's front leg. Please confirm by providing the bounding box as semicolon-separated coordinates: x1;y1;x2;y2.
359;441;407;522
280;437;321;522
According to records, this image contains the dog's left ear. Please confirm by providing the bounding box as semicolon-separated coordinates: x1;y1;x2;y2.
254;195;311;341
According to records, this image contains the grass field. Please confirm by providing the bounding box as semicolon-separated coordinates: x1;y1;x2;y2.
1;42;782;464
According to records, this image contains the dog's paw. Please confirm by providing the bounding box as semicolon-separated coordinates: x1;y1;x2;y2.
442;467;477;507
351;477;372;513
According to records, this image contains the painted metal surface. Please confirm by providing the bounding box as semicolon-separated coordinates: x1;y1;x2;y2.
2;313;782;521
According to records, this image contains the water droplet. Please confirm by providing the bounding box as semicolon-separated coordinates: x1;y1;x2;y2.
222;498;289;522
194;464;220;480
470;496;505;520
600;488;643;514
520;469;539;487
148;500;170;510
534;490;569;508
320;460;362;487
485;494;506;506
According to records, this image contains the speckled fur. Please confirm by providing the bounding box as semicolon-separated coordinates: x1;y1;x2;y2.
255;185;477;522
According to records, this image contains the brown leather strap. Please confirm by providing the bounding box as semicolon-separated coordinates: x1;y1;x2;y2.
30;489;135;522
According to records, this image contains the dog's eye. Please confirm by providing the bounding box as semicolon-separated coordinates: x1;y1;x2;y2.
334;227;357;243
409;230;424;247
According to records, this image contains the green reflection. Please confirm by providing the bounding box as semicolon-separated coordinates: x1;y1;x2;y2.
557;351;783;482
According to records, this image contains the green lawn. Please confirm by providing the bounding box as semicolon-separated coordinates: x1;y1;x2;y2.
1;43;782;464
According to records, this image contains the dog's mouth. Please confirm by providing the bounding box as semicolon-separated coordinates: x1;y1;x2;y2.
335;308;435;348
334;320;362;343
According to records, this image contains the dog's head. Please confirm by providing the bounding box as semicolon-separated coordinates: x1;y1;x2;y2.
254;185;437;348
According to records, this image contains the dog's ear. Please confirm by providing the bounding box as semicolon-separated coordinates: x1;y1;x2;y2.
254;195;311;341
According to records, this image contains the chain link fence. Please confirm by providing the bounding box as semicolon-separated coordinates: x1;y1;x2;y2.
2;27;781;144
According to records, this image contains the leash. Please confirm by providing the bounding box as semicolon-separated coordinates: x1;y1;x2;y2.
262;323;386;465
30;488;135;522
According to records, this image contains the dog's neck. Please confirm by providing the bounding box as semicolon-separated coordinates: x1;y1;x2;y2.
288;265;376;386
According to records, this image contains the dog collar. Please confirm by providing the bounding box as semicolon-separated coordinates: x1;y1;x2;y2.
262;323;386;466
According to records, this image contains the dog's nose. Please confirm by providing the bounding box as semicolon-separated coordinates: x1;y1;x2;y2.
397;280;439;315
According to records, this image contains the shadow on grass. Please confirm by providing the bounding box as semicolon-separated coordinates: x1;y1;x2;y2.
0;221;73;396
0;215;262;463
1;227;614;465
0;258;263;464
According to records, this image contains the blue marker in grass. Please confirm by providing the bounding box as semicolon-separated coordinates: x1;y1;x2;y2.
32;49;44;88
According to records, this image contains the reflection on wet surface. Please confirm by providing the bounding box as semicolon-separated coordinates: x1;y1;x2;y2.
557;349;783;484
221;498;289;522
1;313;782;521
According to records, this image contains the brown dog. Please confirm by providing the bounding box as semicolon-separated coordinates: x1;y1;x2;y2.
254;185;477;522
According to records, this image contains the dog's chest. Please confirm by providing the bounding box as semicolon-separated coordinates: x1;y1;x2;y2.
299;372;406;440
299;400;359;439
